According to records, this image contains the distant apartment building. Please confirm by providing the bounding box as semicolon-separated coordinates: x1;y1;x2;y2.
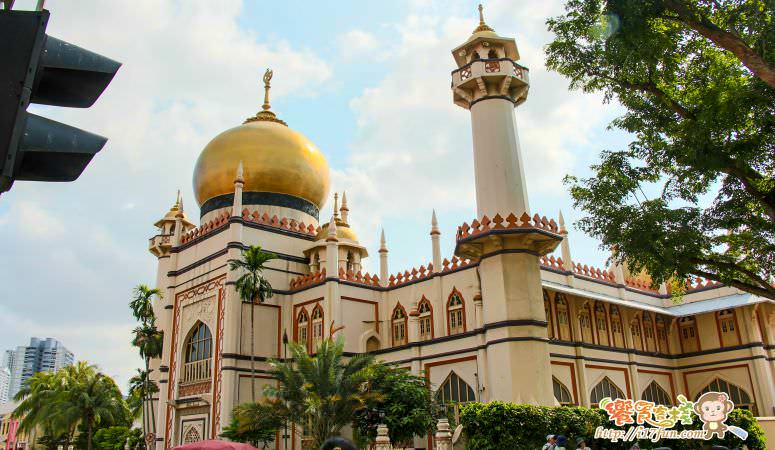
0;369;9;405
3;338;74;401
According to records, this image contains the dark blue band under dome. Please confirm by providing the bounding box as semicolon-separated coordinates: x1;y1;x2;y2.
200;191;320;220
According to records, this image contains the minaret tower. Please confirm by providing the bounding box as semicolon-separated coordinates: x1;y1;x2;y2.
451;4;530;219
452;5;561;406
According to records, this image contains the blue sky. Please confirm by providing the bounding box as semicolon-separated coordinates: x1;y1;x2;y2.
0;0;632;390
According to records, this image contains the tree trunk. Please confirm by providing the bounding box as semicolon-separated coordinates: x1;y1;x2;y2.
87;421;94;450
251;298;256;401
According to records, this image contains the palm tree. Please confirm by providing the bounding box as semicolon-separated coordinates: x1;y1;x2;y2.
128;369;159;419
264;337;376;447
229;245;276;400
13;362;127;450
57;362;128;450
129;284;163;446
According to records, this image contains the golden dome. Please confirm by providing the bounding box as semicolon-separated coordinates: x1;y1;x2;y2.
193;119;330;214
193;69;330;217
315;217;359;242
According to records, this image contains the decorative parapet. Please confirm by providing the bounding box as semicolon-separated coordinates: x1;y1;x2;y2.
181;211;230;244
539;254;565;270
388;262;434;287
338;268;381;287
573;262;616;284
240;208;317;236
456;212;559;241
289;268;326;290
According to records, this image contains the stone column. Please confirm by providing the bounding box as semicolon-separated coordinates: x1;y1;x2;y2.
374;424;391;450
435;419;452;450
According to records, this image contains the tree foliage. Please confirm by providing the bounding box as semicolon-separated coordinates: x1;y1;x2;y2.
13;362;131;450
129;284;163;446
352;364;439;447
93;426;144;450
546;0;774;299
222;404;284;449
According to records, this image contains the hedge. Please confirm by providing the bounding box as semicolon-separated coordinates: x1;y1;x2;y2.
459;402;766;450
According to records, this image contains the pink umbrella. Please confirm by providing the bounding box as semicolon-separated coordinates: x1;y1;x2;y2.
171;440;260;450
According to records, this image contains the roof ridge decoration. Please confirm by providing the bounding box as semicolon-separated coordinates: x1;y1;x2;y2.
289;268;326;290
456;212;559;241
244;68;287;126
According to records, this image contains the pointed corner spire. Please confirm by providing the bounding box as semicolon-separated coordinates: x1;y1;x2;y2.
431;209;440;235
340;191;349;223
333;192;340;219
379;228;387;252
235;160;244;184
326;215;338;242
474;3;495;33
558;209;567;234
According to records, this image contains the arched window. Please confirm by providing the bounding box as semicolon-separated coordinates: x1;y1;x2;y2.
595;303;610;346
642;381;672;406
447;290;466;335
366;336;380;352
346;251;354;272
553;377;574;406
418;298;433;341
679;316;699;353
655;315;669;354
392;305;407;346
311;305;324;350
590;377;625;406
579;304;594;344
554;293;572;341
296;309;310;351
544;290;555;340
610;306;625;348
717;309;741;347
697;379;753;411
436;371;476;423
183;322;212;383
642;312;656;352
631;317;644;351
470;52;481;62
487;49;498;59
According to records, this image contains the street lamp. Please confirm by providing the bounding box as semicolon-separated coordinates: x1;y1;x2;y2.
282;329;289;450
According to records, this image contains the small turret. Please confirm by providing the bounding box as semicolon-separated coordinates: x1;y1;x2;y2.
149;191;195;257
379;228;389;285
431;209;441;273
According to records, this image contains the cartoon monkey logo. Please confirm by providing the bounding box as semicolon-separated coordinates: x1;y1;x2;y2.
694;391;734;439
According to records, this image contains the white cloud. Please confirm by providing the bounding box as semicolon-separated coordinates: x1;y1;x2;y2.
2;0;333;391
337;29;379;58
336;1;611;260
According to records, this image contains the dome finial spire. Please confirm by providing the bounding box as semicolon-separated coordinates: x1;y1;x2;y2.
473;3;495;33
244;68;287;126
262;68;273;112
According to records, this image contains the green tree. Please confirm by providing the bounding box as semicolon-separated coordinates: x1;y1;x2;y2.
245;338;375;448
13;362;129;450
129;284;163;445
546;0;774;299
127;369;158;420
229;245;276;400
352;364;438;447
222;403;284;449
93;426;144;450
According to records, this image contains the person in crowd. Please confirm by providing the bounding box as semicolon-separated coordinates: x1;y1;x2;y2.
556;435;569;450
543;434;557;450
575;436;589;449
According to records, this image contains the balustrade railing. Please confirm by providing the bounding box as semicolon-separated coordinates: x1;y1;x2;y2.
181;359;211;384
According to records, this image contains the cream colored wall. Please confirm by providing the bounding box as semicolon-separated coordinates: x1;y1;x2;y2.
237;375;276;406
240;303;280;358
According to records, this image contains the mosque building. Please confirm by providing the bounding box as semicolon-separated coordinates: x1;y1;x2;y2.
146;6;775;449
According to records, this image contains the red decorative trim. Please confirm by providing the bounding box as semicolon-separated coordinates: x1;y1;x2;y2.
637;369;677;403
418;296;435;340
551;361;579;405
585;364;632;399
212;287;225;437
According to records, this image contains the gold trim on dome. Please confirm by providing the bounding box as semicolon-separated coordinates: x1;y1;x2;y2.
473;3;495;33
244;68;288;126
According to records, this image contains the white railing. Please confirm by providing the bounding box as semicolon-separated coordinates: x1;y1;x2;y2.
182;359;211;383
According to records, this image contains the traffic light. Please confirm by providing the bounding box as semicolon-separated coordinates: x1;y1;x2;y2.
0;8;121;193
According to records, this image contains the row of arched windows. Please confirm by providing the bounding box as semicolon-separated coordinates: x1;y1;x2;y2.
551;376;754;411
391;290;467;346
543;290;743;354
295;304;324;352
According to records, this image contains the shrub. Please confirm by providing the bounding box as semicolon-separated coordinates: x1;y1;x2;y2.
460;402;766;450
